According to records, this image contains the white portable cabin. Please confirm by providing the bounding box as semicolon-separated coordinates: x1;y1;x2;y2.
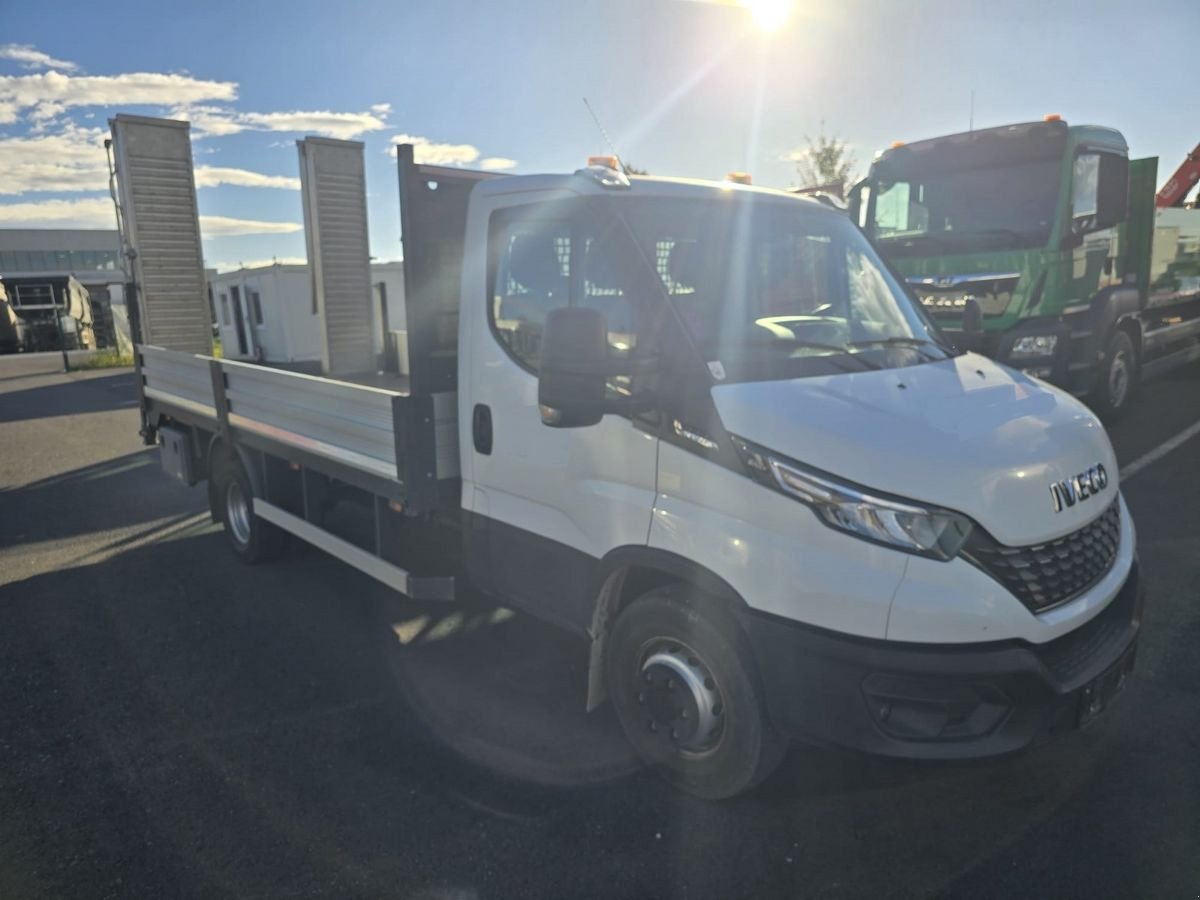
211;262;406;370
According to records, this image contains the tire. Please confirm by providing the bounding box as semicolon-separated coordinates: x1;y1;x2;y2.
605;585;786;799
210;452;288;564
1090;329;1137;421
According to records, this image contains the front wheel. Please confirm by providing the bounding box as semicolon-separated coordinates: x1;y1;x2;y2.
606;585;786;799
1090;329;1137;420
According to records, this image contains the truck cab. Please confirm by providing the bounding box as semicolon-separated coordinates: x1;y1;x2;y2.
441;160;1141;795
851;118;1157;417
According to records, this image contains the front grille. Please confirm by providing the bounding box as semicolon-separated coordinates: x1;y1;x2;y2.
963;500;1121;613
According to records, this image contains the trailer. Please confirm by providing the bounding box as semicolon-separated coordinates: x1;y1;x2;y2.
132;140;1143;799
851;118;1200;418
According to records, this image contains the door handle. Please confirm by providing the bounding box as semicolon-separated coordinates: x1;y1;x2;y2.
472;404;493;455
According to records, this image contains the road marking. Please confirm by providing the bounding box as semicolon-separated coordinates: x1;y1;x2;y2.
1122;419;1200;481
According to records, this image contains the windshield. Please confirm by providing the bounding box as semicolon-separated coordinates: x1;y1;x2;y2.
870;157;1061;256
615;196;951;381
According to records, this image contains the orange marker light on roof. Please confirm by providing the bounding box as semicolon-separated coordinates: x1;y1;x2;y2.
1044;113;1062;122
726;171;753;185
587;155;620;169
890;141;905;149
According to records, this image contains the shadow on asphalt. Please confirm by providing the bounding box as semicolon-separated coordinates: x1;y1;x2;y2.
0;372;138;424
2;517;1185;899
0;449;202;550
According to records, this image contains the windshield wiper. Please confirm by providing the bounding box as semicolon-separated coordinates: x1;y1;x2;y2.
743;335;882;371
846;336;950;361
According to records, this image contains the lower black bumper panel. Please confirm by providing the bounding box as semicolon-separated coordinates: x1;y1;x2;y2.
737;561;1143;759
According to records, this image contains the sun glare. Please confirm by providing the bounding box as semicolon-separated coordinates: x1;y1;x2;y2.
739;0;793;32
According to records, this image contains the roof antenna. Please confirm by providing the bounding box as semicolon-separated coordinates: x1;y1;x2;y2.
969;89;975;132
583;97;628;174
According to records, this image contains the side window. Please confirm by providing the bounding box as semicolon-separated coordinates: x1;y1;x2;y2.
490;216;571;369
874;182;910;234
219;293;230;326
580;228;638;357
250;290;264;325
1072;153;1100;220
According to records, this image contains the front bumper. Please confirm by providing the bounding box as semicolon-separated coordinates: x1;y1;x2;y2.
737;560;1143;759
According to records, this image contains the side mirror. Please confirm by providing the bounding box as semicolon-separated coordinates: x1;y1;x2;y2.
848;179;871;230
538;307;608;428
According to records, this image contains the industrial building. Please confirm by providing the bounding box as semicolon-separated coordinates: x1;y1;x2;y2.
0;228;130;351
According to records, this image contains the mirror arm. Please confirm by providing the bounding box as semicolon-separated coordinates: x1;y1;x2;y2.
604;392;657;415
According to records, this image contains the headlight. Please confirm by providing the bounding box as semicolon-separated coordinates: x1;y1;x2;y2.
1010;334;1058;359
734;438;973;560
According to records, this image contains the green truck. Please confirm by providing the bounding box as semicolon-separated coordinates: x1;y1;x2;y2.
850;118;1200;417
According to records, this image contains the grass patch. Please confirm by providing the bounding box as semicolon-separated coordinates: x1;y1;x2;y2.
72;349;134;370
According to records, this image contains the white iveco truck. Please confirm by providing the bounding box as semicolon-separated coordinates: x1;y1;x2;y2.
133;146;1143;798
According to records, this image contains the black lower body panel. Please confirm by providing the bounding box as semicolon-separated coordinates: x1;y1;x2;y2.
737;561;1143;759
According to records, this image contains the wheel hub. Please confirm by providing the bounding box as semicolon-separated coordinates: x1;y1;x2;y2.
1109;350;1129;407
636;643;723;753
226;479;252;546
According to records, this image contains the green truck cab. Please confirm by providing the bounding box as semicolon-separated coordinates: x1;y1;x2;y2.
851;118;1200;417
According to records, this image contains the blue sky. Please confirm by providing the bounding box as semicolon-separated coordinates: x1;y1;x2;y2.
1;0;1196;270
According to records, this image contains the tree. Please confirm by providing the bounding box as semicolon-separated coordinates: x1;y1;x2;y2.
792;128;856;199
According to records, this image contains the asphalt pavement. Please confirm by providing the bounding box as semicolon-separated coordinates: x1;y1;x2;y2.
1;354;1198;899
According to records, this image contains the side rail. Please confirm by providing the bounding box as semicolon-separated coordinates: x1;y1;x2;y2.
221;359;400;480
139;344;217;422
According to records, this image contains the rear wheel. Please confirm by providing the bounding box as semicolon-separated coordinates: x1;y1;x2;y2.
606;585;786;799
1090;329;1137;420
210;452;288;563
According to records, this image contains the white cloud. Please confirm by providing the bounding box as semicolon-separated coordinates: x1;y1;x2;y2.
0;124;110;195
242;110;387;140
0;44;78;73
369;102;391;116
199;216;302;236
390;134;480;166
480;157;518;171
194;165;300;190
0;128;300;196
213;257;307;273
0;70;238;121
0;195;300;236
0;195;115;227
178;105;388;141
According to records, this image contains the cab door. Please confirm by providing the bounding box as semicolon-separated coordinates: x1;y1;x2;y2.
463;201;659;631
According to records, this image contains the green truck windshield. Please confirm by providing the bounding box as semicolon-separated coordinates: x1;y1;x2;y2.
871;157;1061;256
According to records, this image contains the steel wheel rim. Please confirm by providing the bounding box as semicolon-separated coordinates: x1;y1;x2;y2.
226;479;252;546
1109;349;1130;408
635;639;725;756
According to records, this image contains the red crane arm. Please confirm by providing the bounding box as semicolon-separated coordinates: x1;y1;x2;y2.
1156;143;1200;208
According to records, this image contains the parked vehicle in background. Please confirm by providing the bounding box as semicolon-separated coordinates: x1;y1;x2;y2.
135;144;1144;799
0;279;23;353
851;118;1200;418
0;274;95;353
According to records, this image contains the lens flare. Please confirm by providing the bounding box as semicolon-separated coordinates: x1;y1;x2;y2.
739;0;793;32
